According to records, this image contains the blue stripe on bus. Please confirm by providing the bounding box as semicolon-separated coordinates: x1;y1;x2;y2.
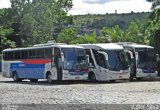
10;63;45;79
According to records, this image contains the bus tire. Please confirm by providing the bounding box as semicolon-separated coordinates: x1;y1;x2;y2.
89;72;96;82
46;72;54;84
110;80;116;83
129;73;134;81
13;72;22;82
30;79;38;82
136;77;143;81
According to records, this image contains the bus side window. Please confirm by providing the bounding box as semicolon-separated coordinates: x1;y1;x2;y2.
15;51;21;59
3;52;8;60
21;51;28;59
29;50;36;59
45;48;52;58
36;49;44;58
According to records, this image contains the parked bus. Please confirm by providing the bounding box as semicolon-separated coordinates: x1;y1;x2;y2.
79;43;130;82
2;42;88;83
117;42;158;81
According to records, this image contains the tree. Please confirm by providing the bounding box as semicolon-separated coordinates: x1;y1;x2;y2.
99;20;146;43
100;25;126;42
145;9;160;54
57;27;77;44
10;0;73;46
0;8;17;51
0;26;16;52
70;30;97;44
127;20;146;44
146;0;160;9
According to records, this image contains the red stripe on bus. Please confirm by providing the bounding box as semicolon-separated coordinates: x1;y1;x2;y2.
22;59;51;64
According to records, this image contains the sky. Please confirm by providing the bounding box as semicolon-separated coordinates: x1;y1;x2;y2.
0;0;152;15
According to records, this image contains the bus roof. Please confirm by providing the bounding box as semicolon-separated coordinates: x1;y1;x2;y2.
128;44;153;48
3;44;84;52
117;42;154;49
79;43;123;50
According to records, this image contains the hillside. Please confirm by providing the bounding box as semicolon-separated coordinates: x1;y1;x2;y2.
72;12;150;35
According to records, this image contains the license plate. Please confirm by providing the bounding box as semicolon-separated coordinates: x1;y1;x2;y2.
75;77;80;79
119;76;123;78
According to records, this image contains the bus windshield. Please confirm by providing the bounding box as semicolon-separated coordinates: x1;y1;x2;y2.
105;50;129;71
62;48;88;70
135;48;156;68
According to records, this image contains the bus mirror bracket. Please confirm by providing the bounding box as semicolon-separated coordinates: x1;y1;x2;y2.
98;51;108;61
86;55;89;64
61;52;64;62
124;50;134;59
135;52;138;61
156;54;159;62
89;63;94;68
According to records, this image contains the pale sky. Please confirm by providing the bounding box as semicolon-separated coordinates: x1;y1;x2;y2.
0;0;152;15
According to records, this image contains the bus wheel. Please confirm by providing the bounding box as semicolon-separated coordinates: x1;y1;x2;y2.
136;77;143;81
89;73;96;82
110;80;116;83
47;73;54;84
129;73;134;81
13;72;22;82
30;79;38;82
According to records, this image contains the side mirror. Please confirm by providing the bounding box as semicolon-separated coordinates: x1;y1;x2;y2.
98;51;108;61
156;54;159;62
89;63;94;68
86;55;89;64
135;52;138;61
124;50;134;59
61;52;64;62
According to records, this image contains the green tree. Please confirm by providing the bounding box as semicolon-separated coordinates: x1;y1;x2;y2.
10;0;73;46
0;26;16;52
127;20;145;43
0;8;17;51
99;20;145;43
71;30;97;44
57;27;77;44
146;0;160;9
100;25;126;42
145;9;160;53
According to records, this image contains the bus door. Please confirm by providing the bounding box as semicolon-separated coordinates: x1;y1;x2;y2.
93;50;109;80
54;47;63;80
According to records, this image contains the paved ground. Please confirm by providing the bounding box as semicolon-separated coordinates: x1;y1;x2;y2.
1;74;160;110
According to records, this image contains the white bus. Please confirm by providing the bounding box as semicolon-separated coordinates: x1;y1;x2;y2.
2;42;88;83
117;42;158;81
79;43;130;82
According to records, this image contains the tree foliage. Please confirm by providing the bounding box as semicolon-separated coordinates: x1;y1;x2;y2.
57;27;77;44
145;9;160;53
146;0;160;9
0;26;15;52
10;0;73;46
99;20;145;43
70;30;97;44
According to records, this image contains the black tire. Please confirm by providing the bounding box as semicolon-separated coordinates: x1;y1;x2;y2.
110;80;116;83
89;73;96;82
13;72;22;82
30;79;38;82
129;72;134;81
129;63;135;81
47;73;54;84
136;77;143;81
